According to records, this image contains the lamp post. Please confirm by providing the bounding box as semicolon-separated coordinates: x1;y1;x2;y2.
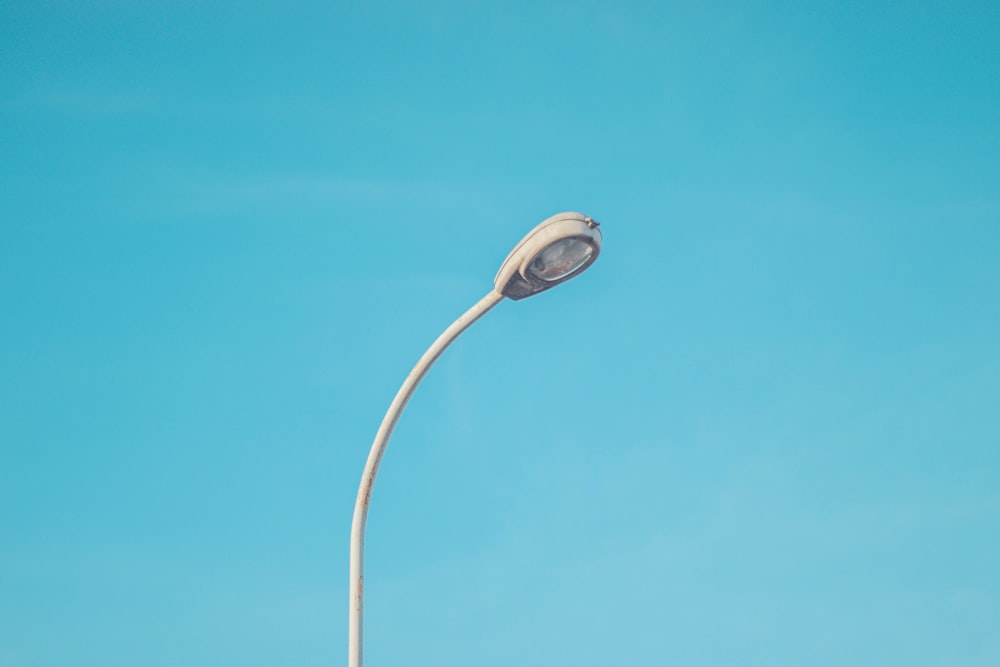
348;212;603;667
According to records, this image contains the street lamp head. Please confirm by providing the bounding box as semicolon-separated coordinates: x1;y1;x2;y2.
494;212;602;300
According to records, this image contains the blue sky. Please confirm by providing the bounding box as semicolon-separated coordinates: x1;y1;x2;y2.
2;1;999;665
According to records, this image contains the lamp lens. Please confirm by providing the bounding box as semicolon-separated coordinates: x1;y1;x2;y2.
527;237;594;282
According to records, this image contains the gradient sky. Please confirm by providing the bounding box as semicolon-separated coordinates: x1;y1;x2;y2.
2;2;999;665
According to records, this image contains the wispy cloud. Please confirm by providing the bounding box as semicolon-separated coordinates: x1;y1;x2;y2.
3;86;159;116
156;172;523;217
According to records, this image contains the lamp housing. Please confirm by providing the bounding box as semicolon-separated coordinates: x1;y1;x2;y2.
494;212;602;300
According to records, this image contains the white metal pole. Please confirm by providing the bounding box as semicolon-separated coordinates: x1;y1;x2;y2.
348;289;505;667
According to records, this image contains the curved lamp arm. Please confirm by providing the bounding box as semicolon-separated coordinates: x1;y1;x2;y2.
349;289;505;667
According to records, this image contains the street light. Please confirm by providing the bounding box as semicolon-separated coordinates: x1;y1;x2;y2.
348;211;603;667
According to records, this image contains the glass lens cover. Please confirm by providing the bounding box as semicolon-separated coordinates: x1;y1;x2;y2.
526;238;594;282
